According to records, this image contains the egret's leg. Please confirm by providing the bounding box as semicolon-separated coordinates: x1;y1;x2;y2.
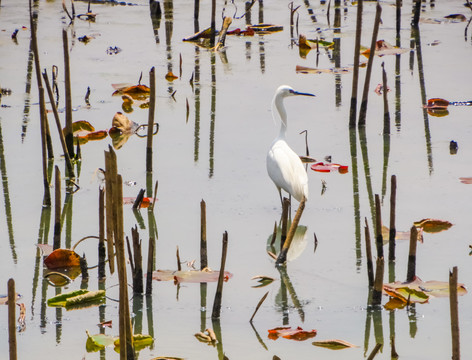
278;188;283;206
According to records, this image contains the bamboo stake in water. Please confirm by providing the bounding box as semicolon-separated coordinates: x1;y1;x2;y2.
276;197;306;266
212;231;228;320
375;194;383;259
8;278;17;360
200;199;208;269
349;0;363;127
372;257;384;306
115;174;135;359
358;3;382;127
406;225;417;282
146;67;156;173
53;166;61;250
449;266;460;360
388;175;397;261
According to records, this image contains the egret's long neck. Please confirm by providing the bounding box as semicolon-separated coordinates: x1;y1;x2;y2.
273;95;287;139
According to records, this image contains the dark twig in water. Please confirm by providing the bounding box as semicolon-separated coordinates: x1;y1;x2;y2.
365;218;374;287
367;343;382;360
200;199;208;270
388;175;397;261
249;291;269;323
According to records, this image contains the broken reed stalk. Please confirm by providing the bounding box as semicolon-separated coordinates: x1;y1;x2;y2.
365;218;374;287
270;221;277;246
406;225;417;282
374;194;383;258
146;67;156;173
381;62;391;134
449;266;460;360
358;2;382;127
42;71;75;177
8;278;17;360
280;197;290;250
104;147;117;274
200;199;208;269
215;16;232;51
388;175;397;261
391;334;399;359
349;0;363;127
53;166;61;250
62;29;74;158
367;343;382;360
132;188;145;210
176;246;182;271
98;187;106;280
146;236;154;295
194;0;200;32
249;291;269;323
211;231;228;320
372;256;384;306
276;197;306;266
39;87;51;206
115;174;135;359
80;253;89;282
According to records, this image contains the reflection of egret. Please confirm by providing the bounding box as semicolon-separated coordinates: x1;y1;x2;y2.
267;85;315;205
268;225;308;262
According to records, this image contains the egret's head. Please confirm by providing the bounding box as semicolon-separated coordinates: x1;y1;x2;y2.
276;85;315;98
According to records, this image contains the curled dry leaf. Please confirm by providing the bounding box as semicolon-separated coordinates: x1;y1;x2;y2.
312;339;358;350
227;26;255;36
296;65;354;75
268;326;317;341
425;98;450;109
300;155;317;163
459;177;472;184
17;303;26;332
248;24;283;34
413;218;453;233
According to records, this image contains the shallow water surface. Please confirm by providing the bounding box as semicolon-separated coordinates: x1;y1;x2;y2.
1;1;472;359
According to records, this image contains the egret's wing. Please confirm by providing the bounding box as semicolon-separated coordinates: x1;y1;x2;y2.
267;140;308;202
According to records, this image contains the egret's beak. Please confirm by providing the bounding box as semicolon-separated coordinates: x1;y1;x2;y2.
293;90;316;97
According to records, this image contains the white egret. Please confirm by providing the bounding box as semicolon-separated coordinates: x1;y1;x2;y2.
266;85;315;205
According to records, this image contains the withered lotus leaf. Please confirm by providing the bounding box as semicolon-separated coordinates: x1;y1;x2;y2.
268;326;317;341
312;339;358;350
111;112;139;133
44;249;81;269
361;40;409;57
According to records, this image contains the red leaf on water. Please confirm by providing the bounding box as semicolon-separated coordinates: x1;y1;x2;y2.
268;326;317;341
311;162;348;173
44;249;81;269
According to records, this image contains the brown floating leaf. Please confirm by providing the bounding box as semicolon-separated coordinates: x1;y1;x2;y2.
112;84;150;100
165;71;178;81
98;320;112;328
268;326;317;341
251;275;275;288
248;23;283;33
182;27;215;42
424;97;450;109
312;339;358;350
44;249;81;269
296;65;354;75
413;218;453;233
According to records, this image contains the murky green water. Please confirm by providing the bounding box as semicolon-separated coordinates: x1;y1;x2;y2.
1;0;472;359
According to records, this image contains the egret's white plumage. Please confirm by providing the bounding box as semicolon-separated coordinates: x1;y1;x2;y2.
267;85;315;204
